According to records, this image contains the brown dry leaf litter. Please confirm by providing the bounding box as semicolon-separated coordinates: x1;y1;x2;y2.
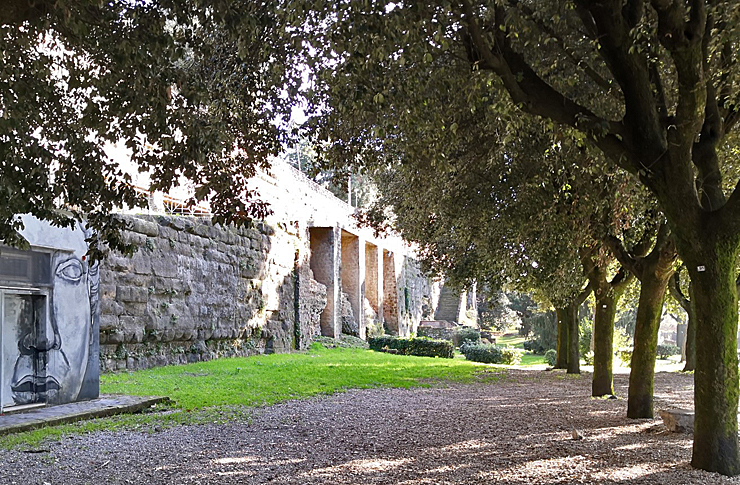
1;369;738;484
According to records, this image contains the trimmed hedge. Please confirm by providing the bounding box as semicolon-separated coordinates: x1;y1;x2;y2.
452;327;481;347
368;336;454;359
460;342;524;365
657;344;680;359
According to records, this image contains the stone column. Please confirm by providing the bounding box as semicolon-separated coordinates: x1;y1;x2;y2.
340;230;361;337
309;226;341;337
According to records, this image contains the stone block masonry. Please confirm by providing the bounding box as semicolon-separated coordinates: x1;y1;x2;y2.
99;215;325;371
100;160;445;372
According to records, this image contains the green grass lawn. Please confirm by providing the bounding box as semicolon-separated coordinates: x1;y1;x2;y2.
1;345;496;449
100;345;493;409
491;333;546;368
495;334;526;348
518;352;546;367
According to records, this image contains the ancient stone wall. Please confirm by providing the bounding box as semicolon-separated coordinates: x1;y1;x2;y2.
99;159;443;372
99;215;325;371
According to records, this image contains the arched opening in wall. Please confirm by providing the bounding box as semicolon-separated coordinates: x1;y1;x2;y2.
383;250;399;335
340;230;361;337
309;227;335;336
364;243;381;337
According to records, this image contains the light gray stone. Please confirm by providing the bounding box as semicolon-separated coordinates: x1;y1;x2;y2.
130;218;160;237
659;408;694;433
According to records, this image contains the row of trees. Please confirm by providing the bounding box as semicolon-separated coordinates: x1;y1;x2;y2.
3;0;739;476
293;1;740;476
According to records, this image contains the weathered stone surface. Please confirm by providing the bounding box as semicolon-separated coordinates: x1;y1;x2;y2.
659;408;694;433
98;210;438;372
129;218;160;237
340;291;359;337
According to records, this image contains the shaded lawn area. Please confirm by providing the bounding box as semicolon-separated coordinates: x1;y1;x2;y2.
495;333;526;347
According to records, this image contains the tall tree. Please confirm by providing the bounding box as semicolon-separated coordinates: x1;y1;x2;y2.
606;223;677;417
302;1;740;474
1;1;301;258
581;248;632;396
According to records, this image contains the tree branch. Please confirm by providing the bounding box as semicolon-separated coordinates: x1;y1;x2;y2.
623;0;645;28
610;266;634;292
575;278;595;306
574;0;665;160
652;0;707;152
506;0;619;97
456;0;636;173
669;265;690;310
602;234;639;278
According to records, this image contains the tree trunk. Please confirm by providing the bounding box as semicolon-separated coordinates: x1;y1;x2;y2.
688;254;740;475
592;291;617;397
565;301;580;374
627;268;670;418
682;282;697;372
555;307;568;369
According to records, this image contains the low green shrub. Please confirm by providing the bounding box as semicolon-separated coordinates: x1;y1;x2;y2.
656;344;680;360
452;327;481;347
500;346;524;365
544;349;557;366
523;339;547;354
461;343;502;363
460;343;524;365
368;336;454;358
617;348;633;367
583;350;594;365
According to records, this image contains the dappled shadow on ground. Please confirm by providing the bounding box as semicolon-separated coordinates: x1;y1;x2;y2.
0;369;733;484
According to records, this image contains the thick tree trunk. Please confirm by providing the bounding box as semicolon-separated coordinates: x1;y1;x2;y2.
565;302;580;374
688;254;740;475
582;250;630;398
627;269;670;418
592;292;617;397
555;307;568;369
682;283;697;372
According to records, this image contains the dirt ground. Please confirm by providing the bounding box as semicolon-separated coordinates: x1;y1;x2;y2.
1;369;738;484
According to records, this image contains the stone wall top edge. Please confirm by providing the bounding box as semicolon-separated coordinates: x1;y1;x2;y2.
115;213;277;238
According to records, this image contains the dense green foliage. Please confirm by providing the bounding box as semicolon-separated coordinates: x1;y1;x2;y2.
452;327;481;348
1;0;304;257
544;349;557;367
460;342;524;365
657;344;681;360
368;336;454;359
296;1;740;473
522;311;558;354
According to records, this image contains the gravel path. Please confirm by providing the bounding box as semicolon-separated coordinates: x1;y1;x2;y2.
1;369;738;484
